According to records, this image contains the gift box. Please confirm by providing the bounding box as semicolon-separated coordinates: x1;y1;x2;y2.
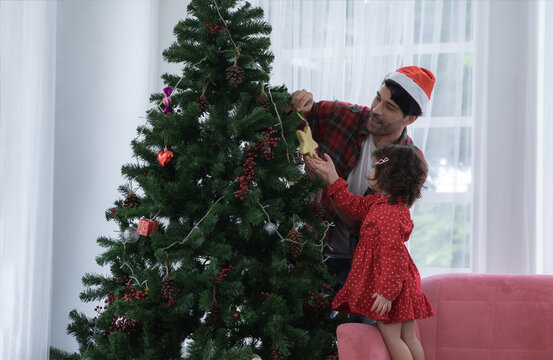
137;219;159;236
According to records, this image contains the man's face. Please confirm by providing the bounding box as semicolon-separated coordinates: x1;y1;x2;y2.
368;85;409;136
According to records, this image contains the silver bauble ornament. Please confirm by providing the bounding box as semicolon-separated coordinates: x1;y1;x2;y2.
123;225;140;243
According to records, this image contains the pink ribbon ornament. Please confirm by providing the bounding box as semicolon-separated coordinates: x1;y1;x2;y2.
162;87;173;114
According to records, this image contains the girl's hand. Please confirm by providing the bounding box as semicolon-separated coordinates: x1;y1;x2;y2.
371;293;392;316
305;153;339;186
302;155;318;181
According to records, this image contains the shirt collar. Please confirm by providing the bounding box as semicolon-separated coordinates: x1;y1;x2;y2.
397;127;409;145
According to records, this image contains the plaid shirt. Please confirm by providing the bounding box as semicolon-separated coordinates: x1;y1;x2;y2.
304;100;418;220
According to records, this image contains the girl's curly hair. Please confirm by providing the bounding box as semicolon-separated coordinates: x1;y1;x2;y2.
369;144;428;207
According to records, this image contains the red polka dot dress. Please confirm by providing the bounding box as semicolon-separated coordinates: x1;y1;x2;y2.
328;178;433;323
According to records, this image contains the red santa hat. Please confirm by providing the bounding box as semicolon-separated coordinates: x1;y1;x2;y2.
385;66;435;114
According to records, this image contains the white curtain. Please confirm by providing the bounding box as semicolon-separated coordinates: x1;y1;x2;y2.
537;0;553;275
0;1;57;359
473;0;544;274
253;0;413;103
254;0;473;277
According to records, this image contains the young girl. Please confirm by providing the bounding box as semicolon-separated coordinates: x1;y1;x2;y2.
307;144;433;360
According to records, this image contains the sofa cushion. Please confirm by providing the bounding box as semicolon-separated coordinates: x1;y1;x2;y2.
418;273;553;360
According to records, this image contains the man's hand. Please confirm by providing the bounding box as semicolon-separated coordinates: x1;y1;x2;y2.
371;293;392;316
291;90;314;113
305;153;339;186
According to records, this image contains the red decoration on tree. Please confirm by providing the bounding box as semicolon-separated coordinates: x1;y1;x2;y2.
233;313;239;318
204;22;228;41
235;127;280;200
214;265;234;285
137;219;159;236
260;291;275;305
109;314;138;338
92;275;147;337
157;147;174;167
158;136;174;167
303;283;333;314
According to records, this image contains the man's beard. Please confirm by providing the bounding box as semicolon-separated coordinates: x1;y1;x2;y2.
367;111;404;137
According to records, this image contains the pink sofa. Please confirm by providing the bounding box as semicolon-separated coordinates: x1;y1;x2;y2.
336;273;553;359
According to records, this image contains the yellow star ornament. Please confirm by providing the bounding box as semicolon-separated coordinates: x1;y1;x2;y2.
295;113;318;158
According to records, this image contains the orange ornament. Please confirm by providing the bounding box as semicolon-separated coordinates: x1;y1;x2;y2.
157;147;174;167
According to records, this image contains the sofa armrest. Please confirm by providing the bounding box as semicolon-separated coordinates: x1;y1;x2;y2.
336;323;390;360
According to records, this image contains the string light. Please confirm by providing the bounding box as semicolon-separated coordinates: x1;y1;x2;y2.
120;242;149;289
210;0;238;49
257;201;332;256
162;194;232;251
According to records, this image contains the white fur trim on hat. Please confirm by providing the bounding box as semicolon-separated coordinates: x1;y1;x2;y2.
385;71;429;114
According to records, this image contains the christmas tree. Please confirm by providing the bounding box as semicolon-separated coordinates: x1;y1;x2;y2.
50;1;345;359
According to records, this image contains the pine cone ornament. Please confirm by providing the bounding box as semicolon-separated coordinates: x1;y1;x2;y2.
206;300;221;324
256;92;270;111
161;275;179;307
309;200;327;220
123;191;140;208
195;95;209;115
272;342;286;360
287;229;303;258
226;64;244;87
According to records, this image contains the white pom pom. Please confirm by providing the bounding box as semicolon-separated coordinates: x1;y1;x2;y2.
263;222;277;235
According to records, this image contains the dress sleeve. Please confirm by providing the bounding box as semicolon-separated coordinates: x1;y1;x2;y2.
374;212;409;301
327;178;379;222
